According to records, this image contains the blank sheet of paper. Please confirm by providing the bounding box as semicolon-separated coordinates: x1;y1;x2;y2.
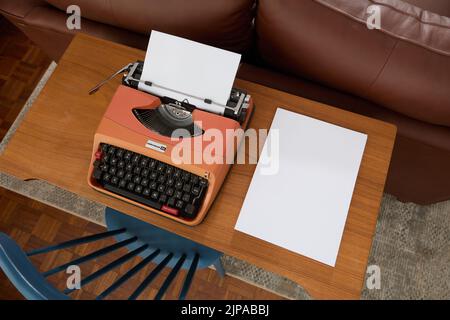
235;108;367;267
138;30;241;106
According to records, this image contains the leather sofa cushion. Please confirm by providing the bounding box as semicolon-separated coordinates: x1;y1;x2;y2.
237;63;450;152
44;0;255;53
256;0;450;127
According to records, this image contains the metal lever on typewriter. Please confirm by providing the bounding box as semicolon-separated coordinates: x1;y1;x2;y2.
88;63;134;95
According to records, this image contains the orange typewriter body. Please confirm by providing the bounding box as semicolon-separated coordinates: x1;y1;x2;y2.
87;85;254;226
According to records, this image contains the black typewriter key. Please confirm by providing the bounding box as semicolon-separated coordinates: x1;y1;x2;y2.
166;166;174;175
150;181;158;189
151;191;159;200
126;163;133;171
159;194;168;203
150;171;158;180
157;184;165;193
133;166;141;175
192;186;200;196
93;169;102;180
141;168;149;177
103;155;110;164
167;197;176;207
117;170;125;178
182;183;191;193
115;148;124;158
173;169;181;179
140;158;148;167
131;154;140;164
127;182;135;191
183;204;196;218
143;188;151;197
133;176;141;184
135;185;143;194
157;175;165;184
107;146;116;154
149;159;157;169
190;176;199;185
119;179;127;188
182;193;190;202
101;144;109;152
124;151;132;161
175;200;184;209
166;178;174;186
166;187;174;197
175;190;183;199
118;160;125;168
111;176;119;185
141;178;149;187
182;172;190;182
175;180;183;190
110;157;118;166
101;164;109;172
103;173;111;183
109;167;117;175
156;163;165;173
125;173;133;181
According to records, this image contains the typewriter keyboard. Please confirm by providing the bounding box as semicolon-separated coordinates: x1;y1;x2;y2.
91;143;208;220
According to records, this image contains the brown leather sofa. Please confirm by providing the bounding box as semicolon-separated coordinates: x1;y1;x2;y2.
1;0;449;205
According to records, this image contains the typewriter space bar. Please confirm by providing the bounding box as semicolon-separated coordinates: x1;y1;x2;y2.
103;184;162;211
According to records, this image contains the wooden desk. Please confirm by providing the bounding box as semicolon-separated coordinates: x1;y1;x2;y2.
0;34;396;299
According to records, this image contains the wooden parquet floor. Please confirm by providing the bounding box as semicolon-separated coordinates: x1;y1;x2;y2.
0;17;283;300
0;17;52;140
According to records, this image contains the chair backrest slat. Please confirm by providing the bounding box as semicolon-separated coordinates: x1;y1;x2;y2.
128;253;174;300
154;254;187;300
179;253;199;300
96;249;161;300
26;228;127;257
64;244;149;295
42;236;138;277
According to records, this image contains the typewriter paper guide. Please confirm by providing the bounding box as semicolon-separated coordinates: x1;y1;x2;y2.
235;108;368;267
139;30;241;106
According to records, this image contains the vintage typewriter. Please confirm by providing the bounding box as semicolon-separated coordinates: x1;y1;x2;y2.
87;60;254;226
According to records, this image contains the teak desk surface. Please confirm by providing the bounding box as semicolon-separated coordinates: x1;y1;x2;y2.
0;34;396;299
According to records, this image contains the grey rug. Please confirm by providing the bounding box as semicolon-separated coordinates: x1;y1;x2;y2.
0;63;448;300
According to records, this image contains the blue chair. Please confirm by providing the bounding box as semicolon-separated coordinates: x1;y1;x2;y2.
0;208;224;300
